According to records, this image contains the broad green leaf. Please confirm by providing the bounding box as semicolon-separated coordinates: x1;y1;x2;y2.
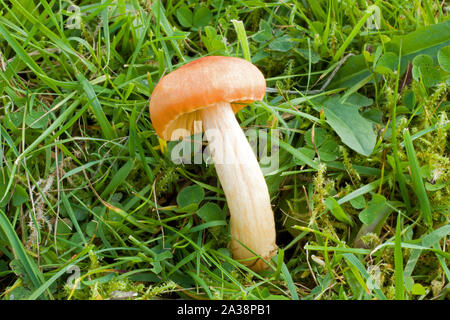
361;109;383;125
9;112;25;128
202;26;226;53
197;202;225;222
322;96;376;156
386;21;450;73
437;45;450;72
354;196;393;248
317;140;339;161
374;52;398;75
425;181;445;191
359;194;387;225
344;93;374;107
85;221;97;238
269;35;292;52
12;185;29;207
304;127;328;148
349;194;366;209
329;54;371;89
176;6;193;28
411;283;426;295
193;7;212;28
412;54;440;87
10;259;33;286
177;185;204;209
253;20;272;43
325;197;354;226
8;286;32;300
403;90;416;110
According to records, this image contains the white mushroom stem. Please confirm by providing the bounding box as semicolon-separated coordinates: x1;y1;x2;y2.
200;101;277;271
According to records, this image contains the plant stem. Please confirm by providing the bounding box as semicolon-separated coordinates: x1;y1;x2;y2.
201;102;277;271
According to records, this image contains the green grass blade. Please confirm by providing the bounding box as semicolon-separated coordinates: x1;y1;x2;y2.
281;261;299;300
332;6;377;62
403;129;433;228
342;253;387;300
99;160;134;199
0;209;45;295
61;192;87;244
231;19;251;61
278;140;319;170
77;74;116;141
394;213;405;300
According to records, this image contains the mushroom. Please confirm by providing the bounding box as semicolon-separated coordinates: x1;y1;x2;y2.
149;56;277;271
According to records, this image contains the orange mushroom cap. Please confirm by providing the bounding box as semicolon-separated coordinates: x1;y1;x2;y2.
149;56;266;141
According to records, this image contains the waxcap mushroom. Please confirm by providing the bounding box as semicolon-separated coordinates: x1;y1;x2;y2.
149;56;277;271
150;56;266;141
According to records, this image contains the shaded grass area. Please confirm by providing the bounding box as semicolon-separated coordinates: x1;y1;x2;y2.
0;0;448;300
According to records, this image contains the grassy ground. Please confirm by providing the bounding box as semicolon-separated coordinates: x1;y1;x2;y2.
0;0;449;300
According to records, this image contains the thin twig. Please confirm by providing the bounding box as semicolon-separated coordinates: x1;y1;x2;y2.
305;246;318;286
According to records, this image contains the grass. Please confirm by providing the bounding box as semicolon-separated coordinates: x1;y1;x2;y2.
0;0;449;300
